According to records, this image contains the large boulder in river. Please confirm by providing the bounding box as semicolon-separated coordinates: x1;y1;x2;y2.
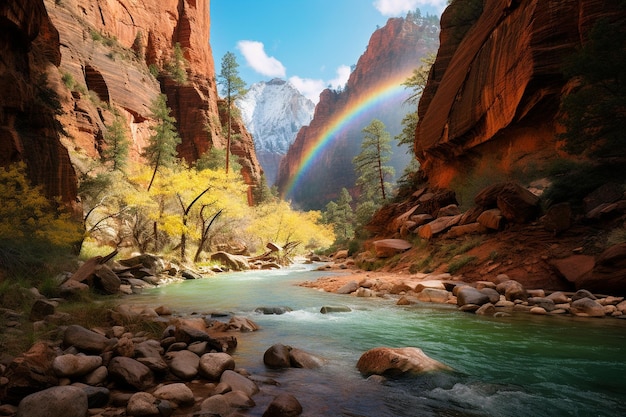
356;347;452;377
456;286;490;307
262;393;303;417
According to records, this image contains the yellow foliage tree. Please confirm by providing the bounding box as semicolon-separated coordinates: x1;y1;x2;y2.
246;200;335;255
0;163;83;276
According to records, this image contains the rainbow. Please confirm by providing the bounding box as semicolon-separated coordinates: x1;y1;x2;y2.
283;73;412;198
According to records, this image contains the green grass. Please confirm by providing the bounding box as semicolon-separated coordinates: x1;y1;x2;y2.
448;255;477;274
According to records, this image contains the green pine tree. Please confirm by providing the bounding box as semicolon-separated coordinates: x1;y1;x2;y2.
143;94;181;191
217;52;247;174
353;119;395;203
102;114;129;171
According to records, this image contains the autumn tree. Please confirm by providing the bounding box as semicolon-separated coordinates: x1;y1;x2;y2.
217;52;247;174
143;94;181;191
0;163;83;276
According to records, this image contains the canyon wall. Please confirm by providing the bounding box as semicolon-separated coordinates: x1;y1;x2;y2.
276;16;439;210
415;0;623;187
0;0;262;207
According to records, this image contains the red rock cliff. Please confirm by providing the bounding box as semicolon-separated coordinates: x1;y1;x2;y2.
0;0;78;207
1;0;262;206
276;16;438;209
415;0;623;187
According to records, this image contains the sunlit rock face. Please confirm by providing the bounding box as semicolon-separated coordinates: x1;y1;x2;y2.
276;17;439;210
415;0;623;187
0;0;263;207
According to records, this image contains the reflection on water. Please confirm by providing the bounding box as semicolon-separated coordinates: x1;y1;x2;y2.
127;264;626;417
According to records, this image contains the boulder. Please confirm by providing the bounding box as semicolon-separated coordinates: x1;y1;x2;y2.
496;280;527;302
152;383;194;407
118;254;165;275
227;316;259;332
16;386;87;417
437;204;461;217
181;269;202;280
289;348;324;369
29;299;56;321
210;251;250;271
372;239;412;258
456;287;490;306
93;264;121;294
476;303;496;316
52;354;102;378
570;298;606;317
416;288;450;303
166;350;199;380
356;347;452;377
224;390;255;409
200;394;231;416
108;356;154;390
263;344;291;368
82;366;108;386
126;392;159;416
220;370;259;396
571;289;597;302
475;182;539;223
480;288;501;304
417;215;462;239
255;306;293;315
528;297;556;312
410;213;434;226
262;393;303;417
2;342;59;404
320;305;352;314
583;183;624;214
477;209;504;230
80;385;110;408
199;352;236;380
335;281;358;294
546;291;569;304
63;325;114;354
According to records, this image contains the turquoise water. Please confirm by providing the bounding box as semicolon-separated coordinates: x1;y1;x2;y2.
128;264;626;417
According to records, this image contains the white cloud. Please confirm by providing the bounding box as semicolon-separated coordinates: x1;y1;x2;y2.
327;65;351;90
236;40;286;78
289;65;352;104
373;0;447;16
288;76;326;104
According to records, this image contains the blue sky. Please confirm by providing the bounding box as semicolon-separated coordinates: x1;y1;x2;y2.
210;0;446;104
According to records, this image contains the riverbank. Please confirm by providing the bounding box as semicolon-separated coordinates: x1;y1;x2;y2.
300;263;626;319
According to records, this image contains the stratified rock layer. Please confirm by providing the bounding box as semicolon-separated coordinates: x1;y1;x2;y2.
415;0;624;187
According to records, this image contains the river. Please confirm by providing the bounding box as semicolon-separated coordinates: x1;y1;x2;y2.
127;262;626;417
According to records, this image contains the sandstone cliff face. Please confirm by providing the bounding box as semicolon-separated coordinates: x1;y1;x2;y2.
276;17;438;209
0;0;78;207
0;0;262;207
415;0;623;187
